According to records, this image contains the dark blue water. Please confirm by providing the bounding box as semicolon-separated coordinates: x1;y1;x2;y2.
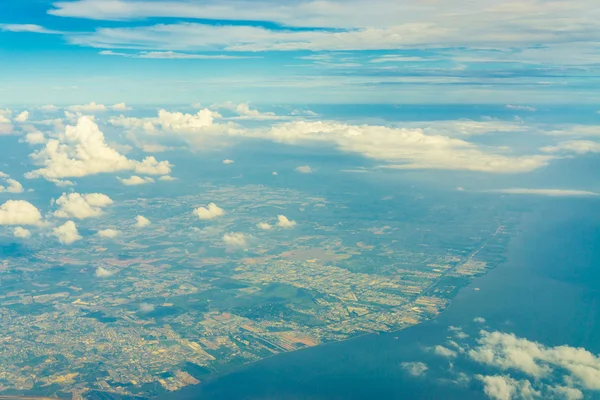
168;197;600;399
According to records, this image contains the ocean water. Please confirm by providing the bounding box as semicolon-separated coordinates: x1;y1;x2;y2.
168;197;600;399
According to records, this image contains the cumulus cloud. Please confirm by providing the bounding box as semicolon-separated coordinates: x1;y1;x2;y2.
97;228;120;238
434;345;457;358
118;175;155;185
477;375;540;400
110;102;131;111
489;188;598;197
158;175;177;181
54;192;113;219
474;317;487;324
13;227;32;239
14;111;29;122
53;221;82;244
135;215;151;228
95;266;115;277
25;116;172;181
193;203;224;220
277;215;296;228
257;222;272;230
295;165;313;173
223;232;247;249
24;131;46;145
0;174;24;193
401;362;428;377
67;102;107;113
272;171;278;176
222;159;234;164
0;200;43;225
139;303;155;312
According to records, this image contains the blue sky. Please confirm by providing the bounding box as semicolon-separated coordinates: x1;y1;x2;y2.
2;0;600;105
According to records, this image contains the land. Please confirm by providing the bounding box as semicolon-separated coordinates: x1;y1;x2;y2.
0;184;519;399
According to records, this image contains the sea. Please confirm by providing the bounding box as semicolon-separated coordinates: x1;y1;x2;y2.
167;196;600;399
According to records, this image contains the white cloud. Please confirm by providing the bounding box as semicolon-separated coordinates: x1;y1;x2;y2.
295;165;313;173
193;203;224;220
541;140;600;154
489;188;598;197
401;362;428;377
135;215;151;227
158;175;177;181
53;221;82;244
257;222;272;230
24;131;46;145
0;175;24;193
474;317;487;324
0;24;62;34
97;228;120;238
14;111;29;122
66;102;107;113
140;303;155;312
477;375;540;400
95;266;115;277
277;215;296;228
223;232;247;249
548;386;583;400
272;171;278;176
13;227;32;239
222;159;234;164
25;116;172;181
434;345;457;358
110;102;131;111
469;330;600;390
0;200;43;225
118;175;155;185
54;192;113;219
39;105;59;112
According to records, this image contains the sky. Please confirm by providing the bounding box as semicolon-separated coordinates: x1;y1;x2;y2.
2;0;600;105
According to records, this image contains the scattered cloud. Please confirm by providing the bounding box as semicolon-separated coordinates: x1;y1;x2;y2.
135;215;151;228
95;266;115;277
223;232;247;249
23;131;46;145
506;105;536;112
474;317;487;324
53;220;82;244
193;203;224;220
0;200;43;226
0;24;62;34
277;215;297;228
222;159;234;164
97;228;120;238
54;192;113;219
257;222;272;230
541;140;600;154
66;102;107;113
139;303;155;312
434;345;458;358
100;50;259;60
158;175;177;181
14;111;29;122
13;227;32;239
0;174;24;193
295;165;313;173
477;375;540;400
401;362;428;377
118;175;155;185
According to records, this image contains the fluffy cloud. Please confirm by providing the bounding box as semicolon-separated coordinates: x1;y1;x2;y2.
25;116;172;181
24;131;46;145
469;331;600;391
118;175;155;185
277;215;296;228
295;165;313;173
54;192;113;219
140;303;155;312
0;200;43;225
53;221;82;244
0;24;61;34
158;175;177;181
0;174;24;193
97;228;120;238
401;362;428;377
13;227;32;239
67;102;107;113
257;222;272;230
489;189;598;197
95;266;115;277
14;111;29;122
477;375;540;400
193;203;224;220
0;109;13;135
135;215;151;227
223;232;247;249
434;345;458;358
474;317;487;324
